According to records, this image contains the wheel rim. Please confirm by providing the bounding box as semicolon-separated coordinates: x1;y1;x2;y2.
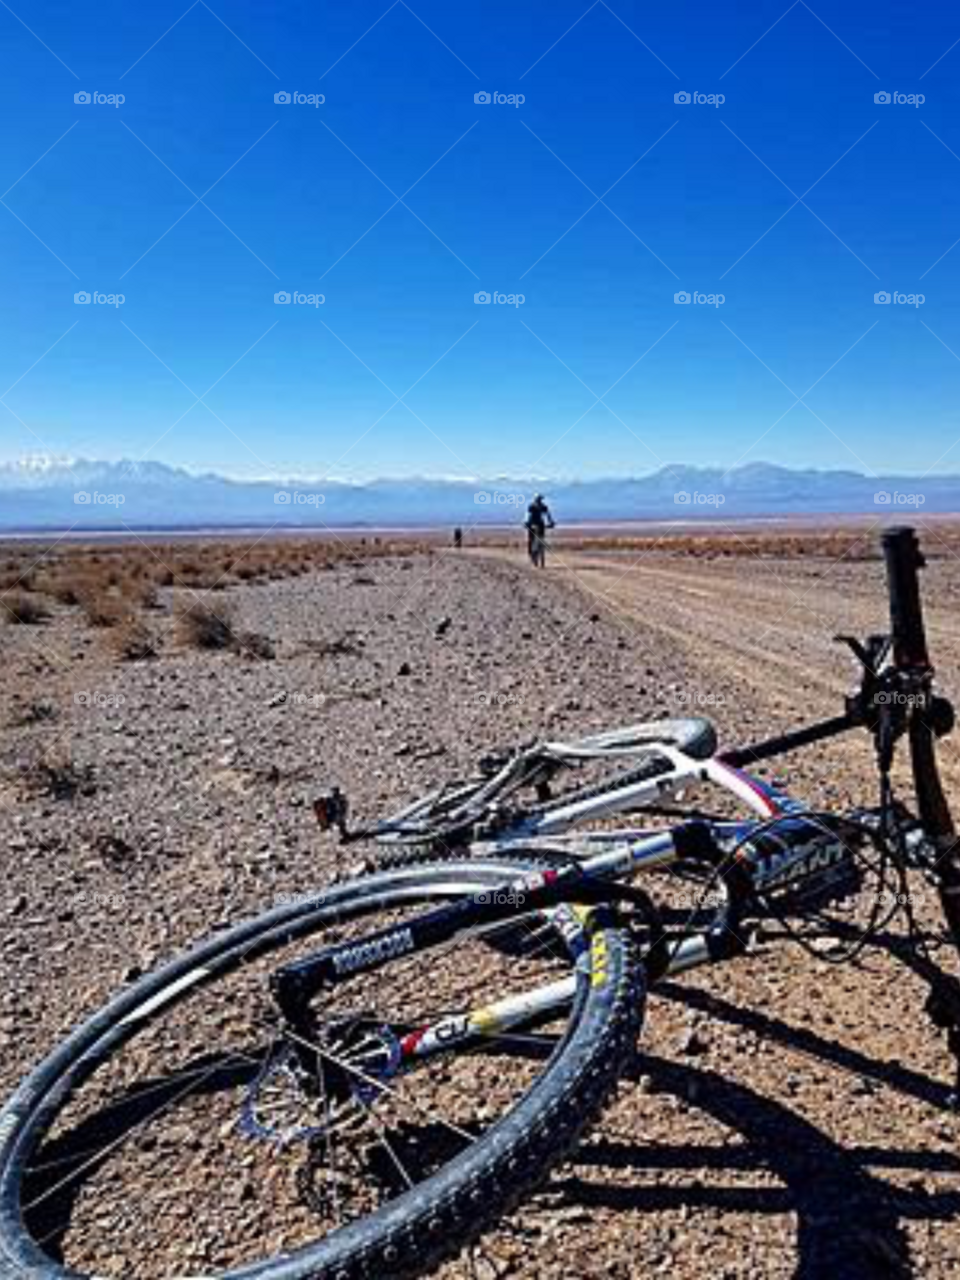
2;869;596;1279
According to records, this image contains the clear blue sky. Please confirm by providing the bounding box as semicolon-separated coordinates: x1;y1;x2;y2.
2;0;959;480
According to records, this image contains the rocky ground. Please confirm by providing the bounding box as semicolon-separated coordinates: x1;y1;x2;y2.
1;529;959;1278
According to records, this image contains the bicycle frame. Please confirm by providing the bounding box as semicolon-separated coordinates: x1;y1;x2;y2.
480;747;784;840
272;757;800;1065
274;526;960;1097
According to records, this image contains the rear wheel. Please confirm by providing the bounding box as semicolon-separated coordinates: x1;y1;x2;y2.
0;862;643;1280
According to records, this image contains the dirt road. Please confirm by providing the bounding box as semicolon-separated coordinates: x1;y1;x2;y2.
2;537;959;1279
445;538;960;1279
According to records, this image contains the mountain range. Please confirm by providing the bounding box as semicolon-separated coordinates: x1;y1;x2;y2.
0;457;950;532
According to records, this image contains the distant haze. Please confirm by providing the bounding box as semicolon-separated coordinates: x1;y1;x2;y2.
0;458;951;532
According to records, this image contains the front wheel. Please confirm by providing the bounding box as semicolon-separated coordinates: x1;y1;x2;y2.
0;862;643;1280
526;530;545;568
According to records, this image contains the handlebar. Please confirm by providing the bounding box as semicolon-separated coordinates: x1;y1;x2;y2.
726;526;960;1001
724;526;952;796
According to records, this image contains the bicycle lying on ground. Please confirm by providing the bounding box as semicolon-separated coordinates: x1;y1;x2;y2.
2;526;960;1279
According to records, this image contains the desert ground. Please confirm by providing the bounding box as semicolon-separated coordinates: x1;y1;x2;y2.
1;522;959;1279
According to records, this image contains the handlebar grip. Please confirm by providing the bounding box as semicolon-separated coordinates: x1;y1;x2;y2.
882;526;931;670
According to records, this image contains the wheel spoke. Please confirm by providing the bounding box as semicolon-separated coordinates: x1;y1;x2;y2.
25;1044;269;1219
283;1027;477;1146
5;870;610;1279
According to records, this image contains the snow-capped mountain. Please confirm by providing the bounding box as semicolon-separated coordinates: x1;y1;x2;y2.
0;457;956;531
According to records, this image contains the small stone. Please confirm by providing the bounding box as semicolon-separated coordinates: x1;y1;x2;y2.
681;1028;708;1056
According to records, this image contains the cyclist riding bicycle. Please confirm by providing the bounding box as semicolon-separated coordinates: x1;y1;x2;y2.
525;493;555;568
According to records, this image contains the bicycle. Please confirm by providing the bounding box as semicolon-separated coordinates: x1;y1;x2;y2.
525;521;552;568
2;525;960;1280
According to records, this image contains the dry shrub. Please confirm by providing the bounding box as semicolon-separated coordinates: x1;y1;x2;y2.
234;630;276;660
38;564;125;625
1;590;50;624
178;599;236;650
25;758;97;801
557;529;885;562
78;583;129;628
0;535;428;638
113;619;161;661
41;576;81;606
120;575;160;610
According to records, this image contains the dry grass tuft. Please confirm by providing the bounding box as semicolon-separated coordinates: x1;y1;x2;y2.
113;619;161;661
1;590;50;624
177;599;236;650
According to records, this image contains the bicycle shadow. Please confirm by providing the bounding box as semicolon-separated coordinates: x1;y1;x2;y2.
546;981;960;1279
657;975;955;1112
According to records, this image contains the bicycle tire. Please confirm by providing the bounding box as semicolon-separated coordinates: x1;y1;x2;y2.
0;861;643;1280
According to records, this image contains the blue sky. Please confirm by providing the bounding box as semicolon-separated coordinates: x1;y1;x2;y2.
2;0;960;480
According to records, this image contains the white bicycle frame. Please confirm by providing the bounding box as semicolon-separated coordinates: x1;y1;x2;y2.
473;742;783;850
383;739;794;1072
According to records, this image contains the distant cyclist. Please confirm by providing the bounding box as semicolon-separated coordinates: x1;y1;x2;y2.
524;493;555;568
